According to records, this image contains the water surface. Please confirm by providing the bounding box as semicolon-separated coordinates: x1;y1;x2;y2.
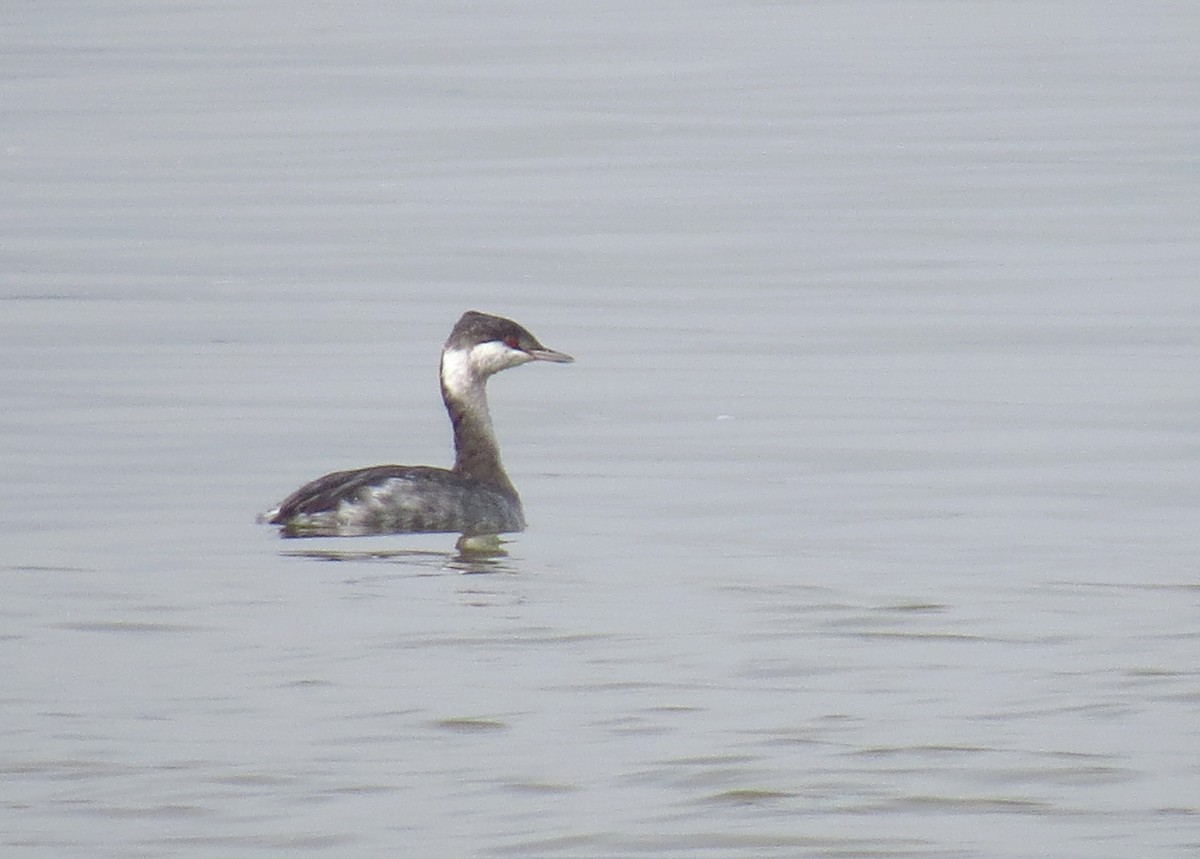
3;1;1199;857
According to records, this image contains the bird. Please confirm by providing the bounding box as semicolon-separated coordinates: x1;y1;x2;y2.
262;310;572;538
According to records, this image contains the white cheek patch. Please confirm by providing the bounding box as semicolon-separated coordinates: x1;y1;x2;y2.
471;340;530;376
442;342;533;393
441;341;531;398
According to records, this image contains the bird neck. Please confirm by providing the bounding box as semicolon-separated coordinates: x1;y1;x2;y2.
440;351;517;496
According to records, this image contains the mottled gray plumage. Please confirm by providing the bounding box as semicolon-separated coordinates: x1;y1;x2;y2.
263;311;571;538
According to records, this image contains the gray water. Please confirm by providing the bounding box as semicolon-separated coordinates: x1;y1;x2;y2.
3;1;1198;856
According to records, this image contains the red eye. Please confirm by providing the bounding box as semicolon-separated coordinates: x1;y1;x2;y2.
504;335;520;349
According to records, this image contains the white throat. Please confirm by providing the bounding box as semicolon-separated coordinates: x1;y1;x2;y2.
440;346;481;403
440;345;505;433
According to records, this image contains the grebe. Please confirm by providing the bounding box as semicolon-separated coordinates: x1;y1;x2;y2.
263;311;572;537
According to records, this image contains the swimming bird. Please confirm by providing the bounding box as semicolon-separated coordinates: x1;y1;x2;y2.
263;311;572;537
